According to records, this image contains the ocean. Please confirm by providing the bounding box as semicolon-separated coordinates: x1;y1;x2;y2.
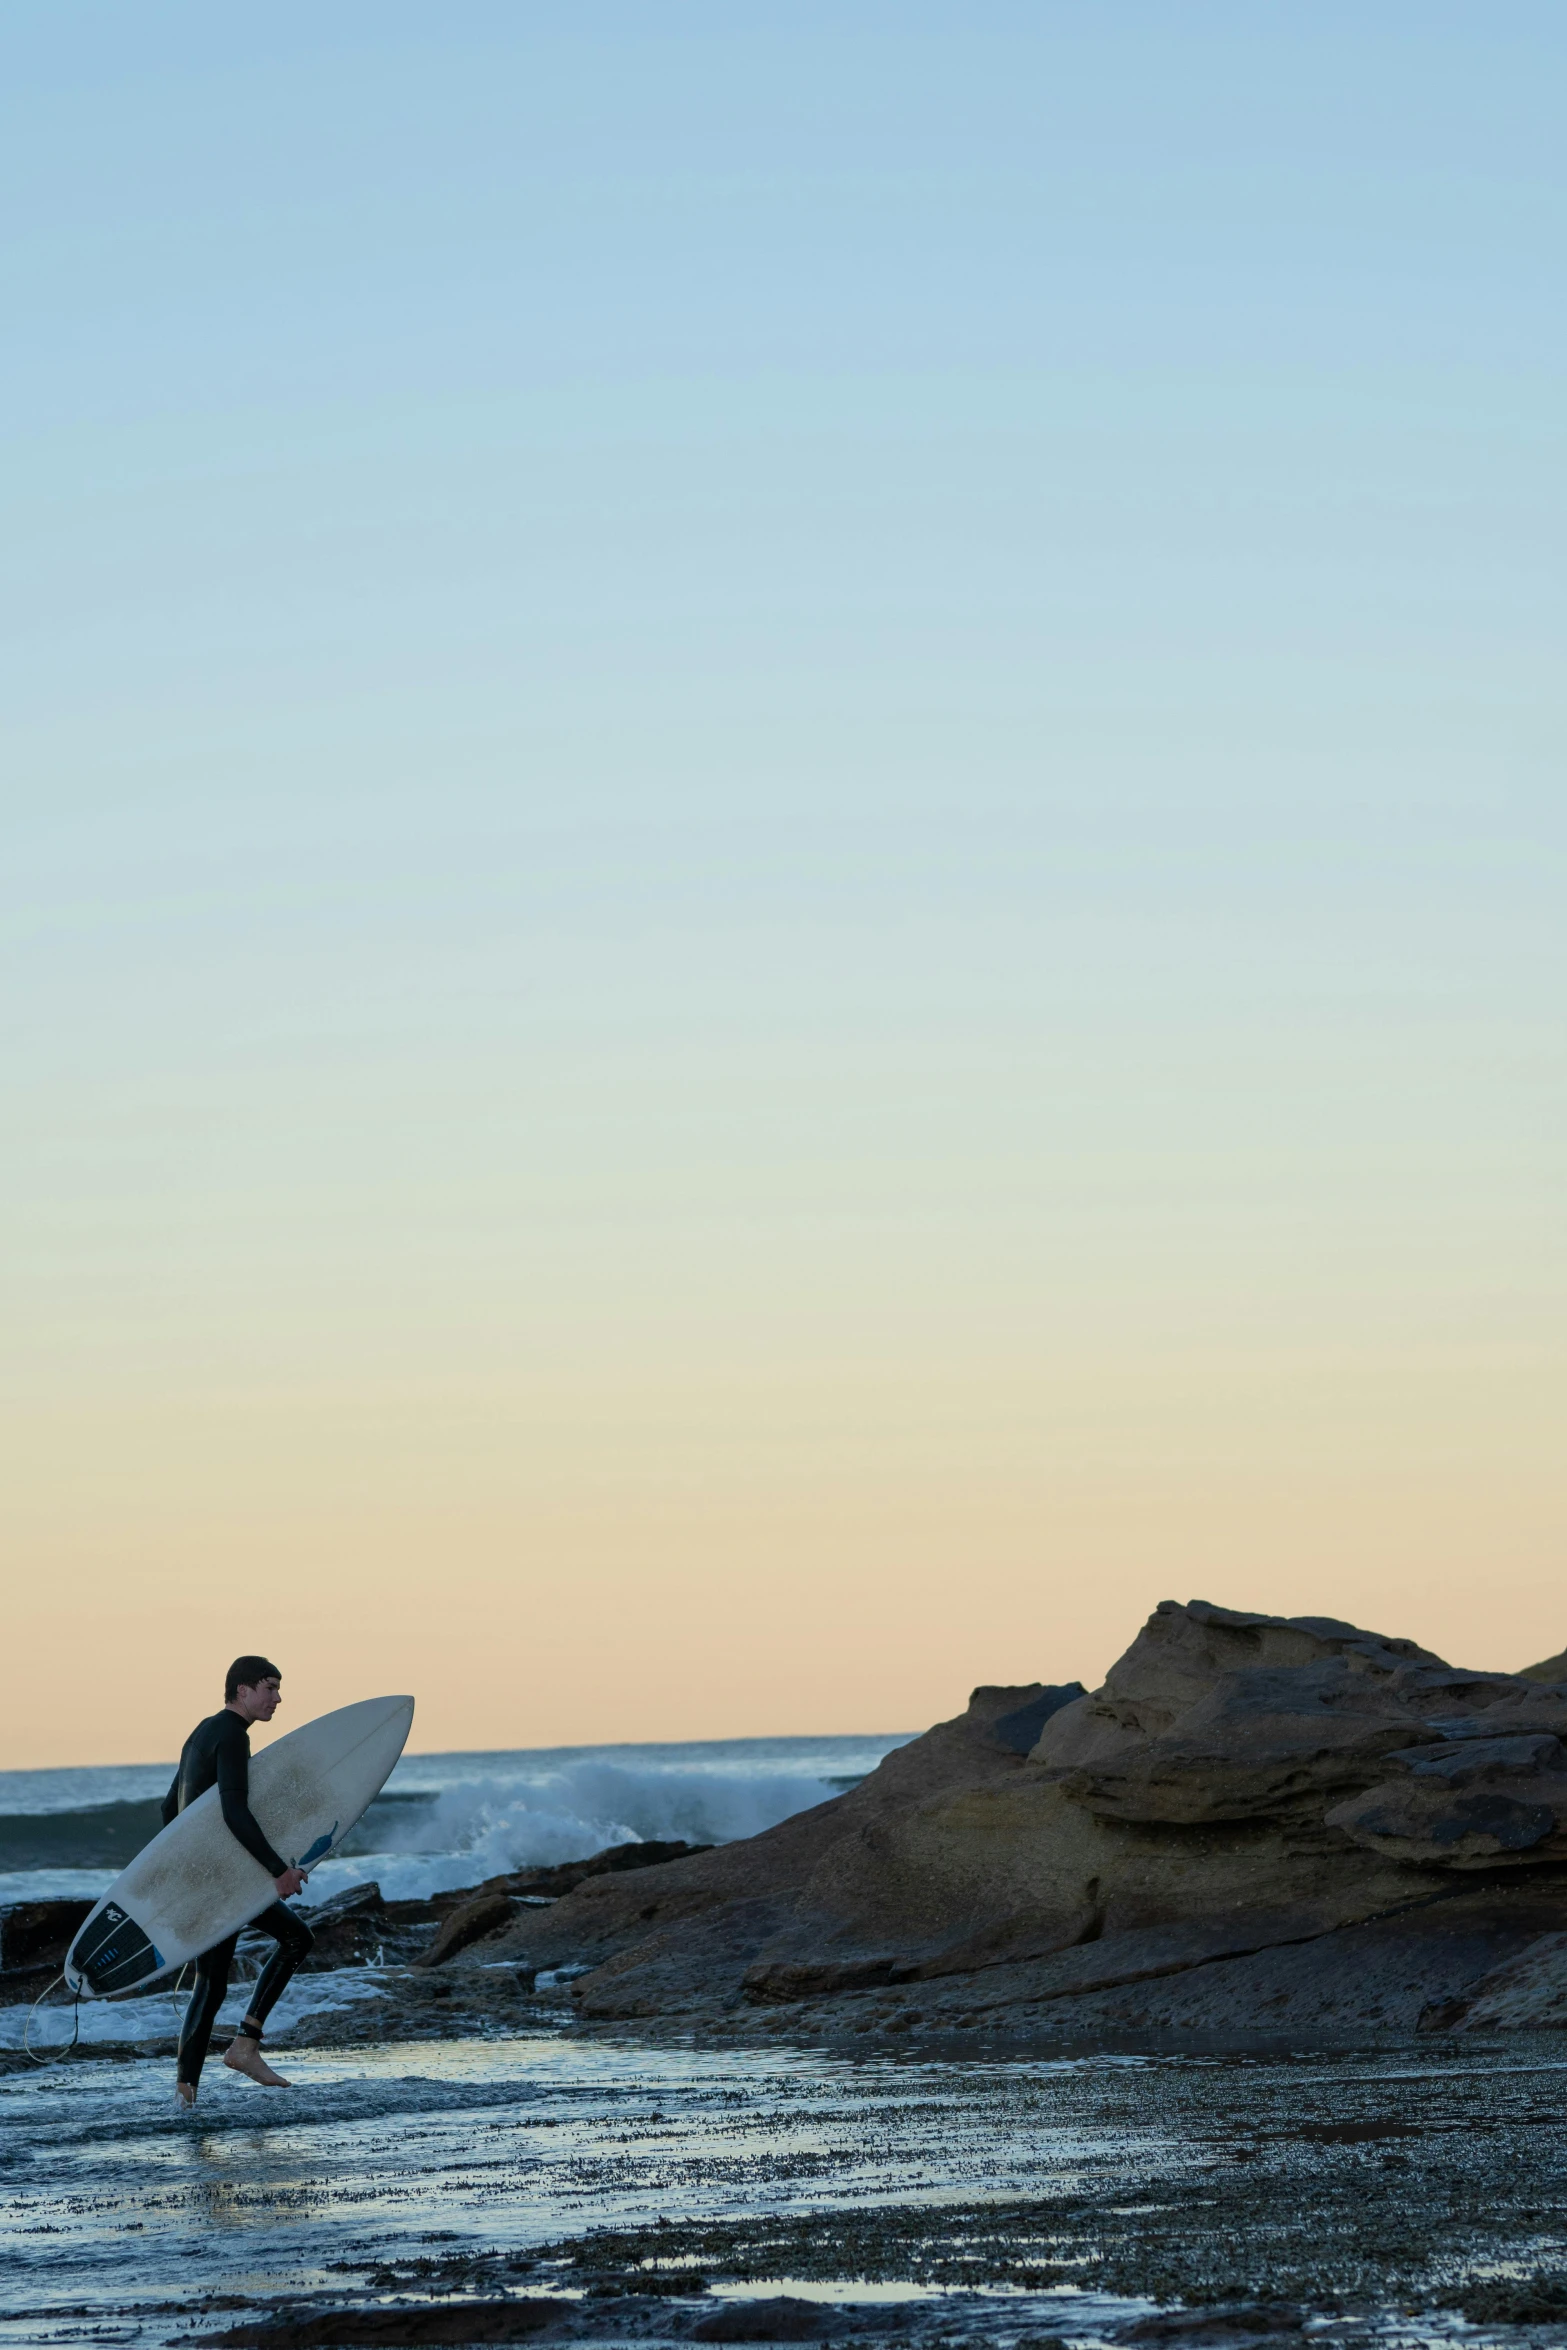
0;1732;914;1908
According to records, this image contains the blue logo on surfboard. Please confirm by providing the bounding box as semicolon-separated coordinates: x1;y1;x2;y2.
293;1822;339;1870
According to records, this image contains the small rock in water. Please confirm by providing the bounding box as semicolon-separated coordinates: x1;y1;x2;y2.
415;1891;514;1967
692;2299;837;2342
197;2299;574;2345
1121;2309;1307;2344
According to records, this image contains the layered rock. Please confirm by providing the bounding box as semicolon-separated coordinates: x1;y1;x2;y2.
1034;1601;1567;1864
479;1600;1567;2038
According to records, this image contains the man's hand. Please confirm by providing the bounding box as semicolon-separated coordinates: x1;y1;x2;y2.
273;1866;306;1899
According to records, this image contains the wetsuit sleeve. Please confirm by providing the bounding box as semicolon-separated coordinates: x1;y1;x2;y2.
160;1775;179;1827
214;1716;289;1879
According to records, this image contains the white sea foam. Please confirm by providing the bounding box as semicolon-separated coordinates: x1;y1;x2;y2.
0;1867;117;1904
306;1756;869;1903
2;1965;387;2053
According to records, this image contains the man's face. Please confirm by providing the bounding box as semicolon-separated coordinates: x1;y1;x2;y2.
232;1676;282;1724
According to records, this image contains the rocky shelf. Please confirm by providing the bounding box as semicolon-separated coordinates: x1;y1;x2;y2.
471;1599;1567;2046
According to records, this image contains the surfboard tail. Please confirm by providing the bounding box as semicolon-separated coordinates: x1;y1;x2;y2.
67;1903;165;1997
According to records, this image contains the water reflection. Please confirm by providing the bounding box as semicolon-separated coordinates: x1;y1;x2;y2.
1;2031;1559;2343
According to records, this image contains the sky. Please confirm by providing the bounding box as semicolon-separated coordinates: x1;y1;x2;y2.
2;5;1563;1767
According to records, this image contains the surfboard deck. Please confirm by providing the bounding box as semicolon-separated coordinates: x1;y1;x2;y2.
65;1695;414;1998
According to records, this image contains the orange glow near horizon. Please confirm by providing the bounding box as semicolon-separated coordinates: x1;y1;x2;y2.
7;1344;1562;1768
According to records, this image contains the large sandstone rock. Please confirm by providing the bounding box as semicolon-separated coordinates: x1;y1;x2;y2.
1031;1602;1548;1824
482;1601;1567;2038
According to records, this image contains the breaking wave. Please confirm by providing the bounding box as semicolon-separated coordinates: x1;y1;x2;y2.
307;1756;874;1903
0;1736;913;1907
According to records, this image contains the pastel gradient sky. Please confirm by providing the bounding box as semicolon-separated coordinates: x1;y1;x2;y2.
3;6;1563;1767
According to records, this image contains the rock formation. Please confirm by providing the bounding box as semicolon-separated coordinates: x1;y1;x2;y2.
482;1600;1567;2040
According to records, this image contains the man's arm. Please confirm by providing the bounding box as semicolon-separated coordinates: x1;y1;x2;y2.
214;1716;290;1879
161;1773;180;1828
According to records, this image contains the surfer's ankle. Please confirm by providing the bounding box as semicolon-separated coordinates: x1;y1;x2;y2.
174;2079;197;2109
223;2035;291;2087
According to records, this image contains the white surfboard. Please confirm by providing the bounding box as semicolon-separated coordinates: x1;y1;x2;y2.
64;1695;414;1998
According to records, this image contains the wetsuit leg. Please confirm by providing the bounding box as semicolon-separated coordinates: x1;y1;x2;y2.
177;1933;238;2088
232;1902;314;2039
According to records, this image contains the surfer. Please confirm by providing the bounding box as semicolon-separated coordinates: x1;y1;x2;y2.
164;1657;314;2107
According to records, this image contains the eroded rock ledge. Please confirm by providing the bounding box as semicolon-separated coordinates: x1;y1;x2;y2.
472;1599;1567;2041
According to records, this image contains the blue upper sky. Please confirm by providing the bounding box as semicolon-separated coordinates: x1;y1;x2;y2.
2;5;1563;1758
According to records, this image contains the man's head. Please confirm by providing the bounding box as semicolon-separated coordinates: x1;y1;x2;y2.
225;1656;283;1722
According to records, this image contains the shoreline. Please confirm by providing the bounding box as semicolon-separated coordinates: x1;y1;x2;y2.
14;1942;1561;2076
5;2021;1566;2346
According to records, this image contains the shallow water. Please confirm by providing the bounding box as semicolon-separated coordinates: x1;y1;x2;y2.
0;2032;1163;2330
1;1962;388;2056
2;2026;1564;2346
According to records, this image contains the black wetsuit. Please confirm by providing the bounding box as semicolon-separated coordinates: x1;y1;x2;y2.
162;1709;313;2087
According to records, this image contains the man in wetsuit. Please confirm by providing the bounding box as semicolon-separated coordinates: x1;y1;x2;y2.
163;1655;314;2107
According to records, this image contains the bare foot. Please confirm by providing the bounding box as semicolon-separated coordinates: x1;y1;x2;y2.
223;2036;291;2087
174;2080;197;2110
